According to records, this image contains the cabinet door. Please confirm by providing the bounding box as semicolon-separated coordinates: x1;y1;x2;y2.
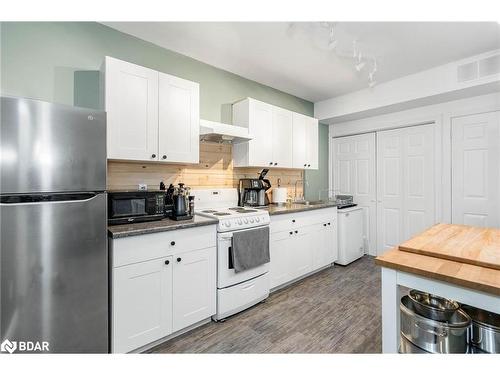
270;230;294;288
292;113;308;168
272;107;293;168
105;57;159;161
247;99;274;167
158;72;200;163
172;247;216;332
113;256;172;353
305;117;319;169
312;221;337;270
290;227;313;278
452;111;500;227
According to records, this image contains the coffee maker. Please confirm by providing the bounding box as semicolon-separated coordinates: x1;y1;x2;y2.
238;169;271;207
166;182;193;220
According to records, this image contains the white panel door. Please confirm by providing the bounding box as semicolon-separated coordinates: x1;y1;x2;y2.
249;100;274;167
158;72;200;163
452;111;500;227
113;256;172;353
105;57;159;161
172;247;216;332
270;231;294;288
377;124;435;254
292;113;308;168
272;107;293;168
333;133;377;255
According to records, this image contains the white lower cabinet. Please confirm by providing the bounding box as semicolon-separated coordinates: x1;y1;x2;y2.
269;208;337;289
113;256;173;354
111;225;216;353
172;247;216;332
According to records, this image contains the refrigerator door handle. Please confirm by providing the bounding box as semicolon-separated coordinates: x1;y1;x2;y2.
0;192;101;205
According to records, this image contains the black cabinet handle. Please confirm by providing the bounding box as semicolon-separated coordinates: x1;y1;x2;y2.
162;155;167;160
323;223;327;227
328;222;331;225
292;219;295;223
307;164;311;167
170;241;175;246
294;230;298;234
274;162;277;166
164;260;170;265
289;231;293;235
269;162;273;165
177;257;182;262
304;164;307;167
151;154;156;158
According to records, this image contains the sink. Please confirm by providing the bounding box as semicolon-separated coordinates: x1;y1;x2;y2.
294;200;325;206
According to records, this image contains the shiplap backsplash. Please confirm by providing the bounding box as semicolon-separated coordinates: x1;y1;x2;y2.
107;142;304;198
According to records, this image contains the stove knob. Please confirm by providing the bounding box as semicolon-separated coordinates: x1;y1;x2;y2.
243;218;248;224
237;219;242;225
225;221;231;227
249;218;254;223
255;217;260;222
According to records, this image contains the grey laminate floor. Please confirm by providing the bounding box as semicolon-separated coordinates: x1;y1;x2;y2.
150;255;381;353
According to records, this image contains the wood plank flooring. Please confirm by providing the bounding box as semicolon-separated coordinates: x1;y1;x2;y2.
150;255;381;353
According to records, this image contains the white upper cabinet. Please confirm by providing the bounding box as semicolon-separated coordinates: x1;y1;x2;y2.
103;57;199;164
233;98;318;169
158;73;199;164
272;107;293;167
104;57;159;161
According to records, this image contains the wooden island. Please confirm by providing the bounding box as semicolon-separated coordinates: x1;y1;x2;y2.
375;223;500;353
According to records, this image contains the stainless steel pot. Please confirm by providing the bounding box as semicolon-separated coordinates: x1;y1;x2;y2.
461;304;500;354
409;289;459;322
399;336;430;354
401;295;470;353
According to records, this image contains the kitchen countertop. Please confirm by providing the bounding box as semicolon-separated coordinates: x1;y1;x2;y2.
264;201;338;215
375;247;500;296
108;215;218;239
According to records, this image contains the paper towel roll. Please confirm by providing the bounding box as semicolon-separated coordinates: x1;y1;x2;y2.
272;187;287;204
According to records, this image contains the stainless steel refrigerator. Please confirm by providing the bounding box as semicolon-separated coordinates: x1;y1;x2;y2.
0;96;108;353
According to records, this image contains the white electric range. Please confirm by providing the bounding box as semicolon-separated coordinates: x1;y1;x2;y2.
192;188;270;321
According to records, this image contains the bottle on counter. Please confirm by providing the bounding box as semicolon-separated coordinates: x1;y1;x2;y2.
188;195;195;216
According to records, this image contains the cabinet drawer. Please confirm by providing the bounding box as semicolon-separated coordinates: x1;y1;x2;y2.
270;207;337;233
112;224;216;267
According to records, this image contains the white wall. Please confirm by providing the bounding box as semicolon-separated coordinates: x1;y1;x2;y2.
328;91;500;224
316;50;500;123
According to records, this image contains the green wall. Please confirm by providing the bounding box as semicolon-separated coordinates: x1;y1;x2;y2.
0;22;328;200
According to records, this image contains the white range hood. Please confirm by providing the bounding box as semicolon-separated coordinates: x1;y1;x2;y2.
199;119;252;144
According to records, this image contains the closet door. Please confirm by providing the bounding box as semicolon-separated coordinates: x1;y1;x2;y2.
332;133;376;255
376;124;435;254
452;112;500;227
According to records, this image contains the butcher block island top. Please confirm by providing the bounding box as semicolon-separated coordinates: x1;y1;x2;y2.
398;223;500;270
375;223;500;296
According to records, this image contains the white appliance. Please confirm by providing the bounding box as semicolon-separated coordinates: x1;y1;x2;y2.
192;188;270;321
336;206;365;265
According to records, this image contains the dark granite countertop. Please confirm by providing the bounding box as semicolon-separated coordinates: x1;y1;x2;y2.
264;201;338;216
108;215;218;239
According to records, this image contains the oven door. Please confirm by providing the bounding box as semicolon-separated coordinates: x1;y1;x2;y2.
217;227;269;289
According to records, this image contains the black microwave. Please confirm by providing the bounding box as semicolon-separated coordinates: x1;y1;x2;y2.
108;191;166;225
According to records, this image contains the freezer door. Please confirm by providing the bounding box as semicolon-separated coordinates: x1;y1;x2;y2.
0;96;106;194
0;193;108;353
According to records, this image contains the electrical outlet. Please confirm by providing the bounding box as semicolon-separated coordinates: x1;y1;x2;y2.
138;184;147;191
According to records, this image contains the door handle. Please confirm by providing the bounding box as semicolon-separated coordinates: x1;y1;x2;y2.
241;283;256;291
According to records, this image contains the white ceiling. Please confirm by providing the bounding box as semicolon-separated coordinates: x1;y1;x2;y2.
104;22;500;102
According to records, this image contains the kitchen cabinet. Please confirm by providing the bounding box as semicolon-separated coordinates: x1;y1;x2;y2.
292;113;319;169
110;225;216;353
158;72;200;164
104;56;159;161
113;256;173;354
233;98;318;169
269;207;337;289
172;247;216;332
103;56;199;164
